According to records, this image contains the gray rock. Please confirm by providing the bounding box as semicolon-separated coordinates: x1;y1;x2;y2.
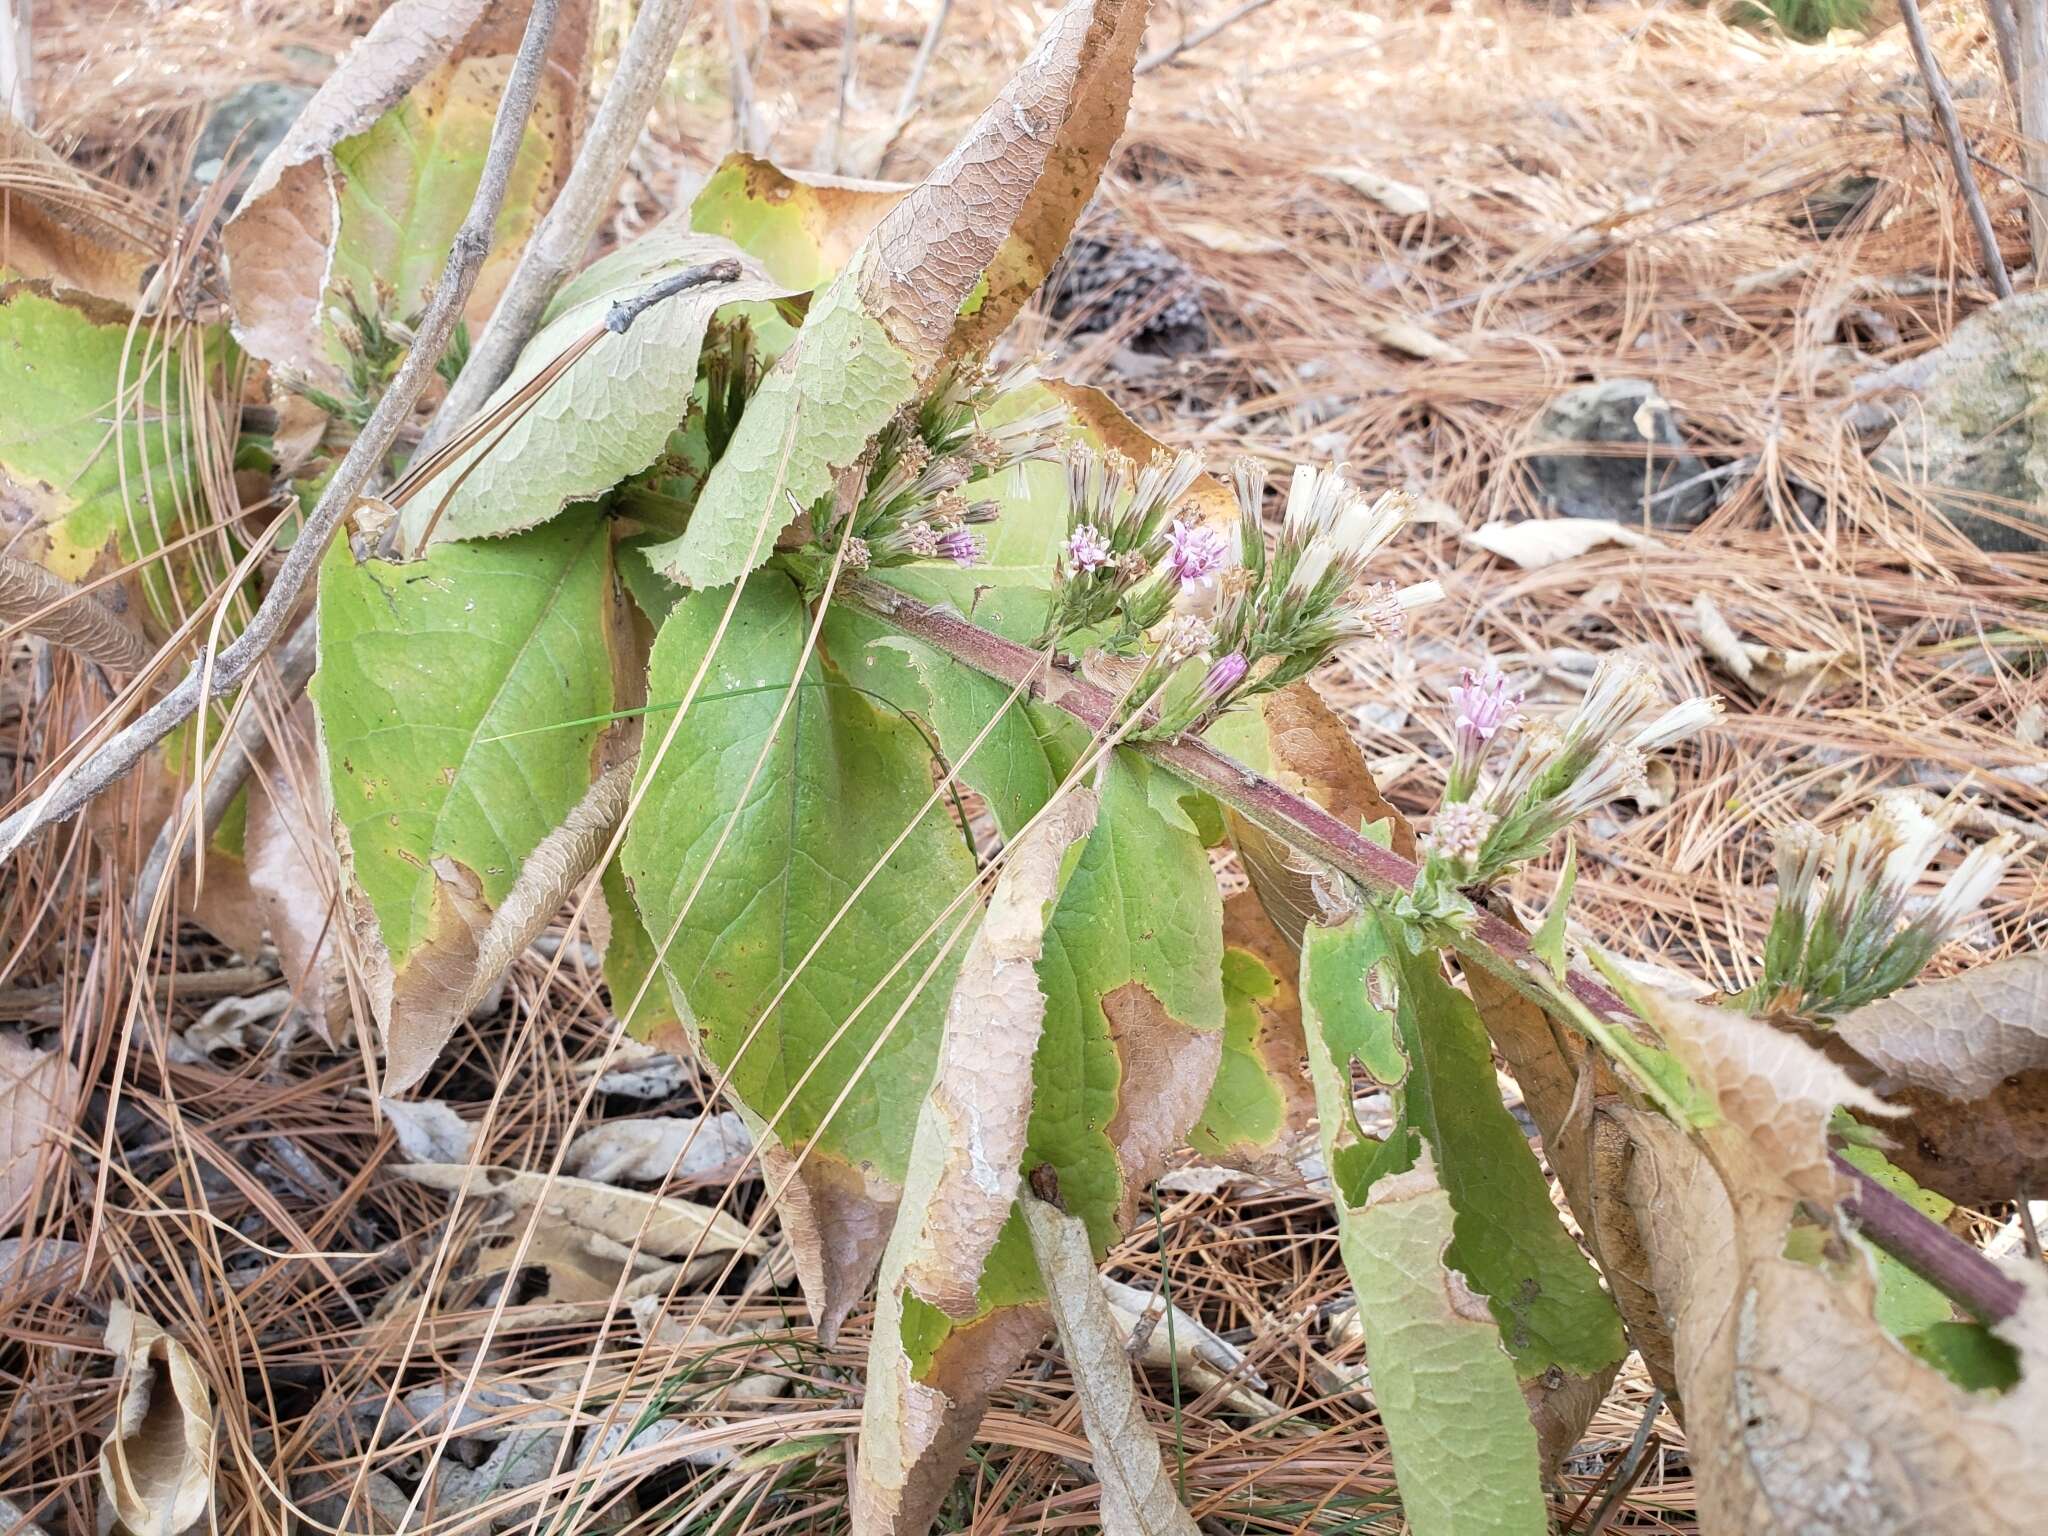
192;81;317;199
1870;292;2048;553
1526;378;1714;527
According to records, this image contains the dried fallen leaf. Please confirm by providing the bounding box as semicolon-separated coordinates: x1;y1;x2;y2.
99;1302;215;1536
377;1096;477;1164
0;1032;70;1230
1692;592;1851;700
1364;313;1467;362
1312;164;1432;217
392;1163;764;1259
1171;218;1288;255
1460;517;1661;568
1023;1196;1202;1536
0;558;153;672
0;120;158;303
242;702;350;1043
1100;1276;1285;1418
564;1110;752;1184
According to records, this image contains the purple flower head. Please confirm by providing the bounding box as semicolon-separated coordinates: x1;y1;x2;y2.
1198;650;1249;706
936;529;984;568
1166;517;1230;584
1450;667;1522;750
1065;523;1112;574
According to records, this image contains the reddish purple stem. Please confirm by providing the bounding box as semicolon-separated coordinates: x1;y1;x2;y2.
840;572;2021;1326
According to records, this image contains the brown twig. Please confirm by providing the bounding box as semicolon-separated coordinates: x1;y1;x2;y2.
1899;0;2013;300
0;0;565;861
421;0;701;460
836;572;2027;1325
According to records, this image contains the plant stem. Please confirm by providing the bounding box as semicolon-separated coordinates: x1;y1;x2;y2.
0;0;565;861
837;572;2026;1324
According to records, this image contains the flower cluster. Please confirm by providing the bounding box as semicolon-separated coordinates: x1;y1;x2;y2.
1750;796;2015;1018
819;362;1066;575
1042;443;1211;647
1421;654;1719;883
1191;461;1438;720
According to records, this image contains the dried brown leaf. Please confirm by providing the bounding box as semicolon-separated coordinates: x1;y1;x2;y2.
1835;954;2048;1204
860;0;1149;365
1692;592;1851;700
1364;313;1467;362
1312;163;1432;217
0;121;157;303
242;704;350;1042
391;1162;764;1260
1023;1196;1203;1536
0;557;152;671
0;1032;70;1230
98;1302;215;1536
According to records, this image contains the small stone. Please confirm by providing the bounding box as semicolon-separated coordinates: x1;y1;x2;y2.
1526;378;1713;527
1870;292;2048;553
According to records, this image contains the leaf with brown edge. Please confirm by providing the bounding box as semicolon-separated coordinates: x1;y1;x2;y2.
1208;680;1416;948
221;0;592;386
98;1302;216;1536
1834;953;2048;1205
856;790;1097;1536
654;0;1149;591
1187;891;1315;1177
1022;1196;1203;1536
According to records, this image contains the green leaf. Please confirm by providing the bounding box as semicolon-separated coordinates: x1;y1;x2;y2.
403;228;793;547
1299;914;1546;1536
1531;835;1575;980
1385;941;1627;1379
687;152;907;291
0;283;211;626
600;857;683;1043
620;571;978;1187
645;270;917;590
312;509;616;1090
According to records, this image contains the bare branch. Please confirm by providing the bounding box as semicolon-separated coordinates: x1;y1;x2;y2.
1136;0;1283;76
0;0;565;860
1900;0;2013;299
421;0;700;459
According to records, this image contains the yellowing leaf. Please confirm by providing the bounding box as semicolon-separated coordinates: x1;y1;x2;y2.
221;0;591;384
654;0;1148;591
98;1302;215;1536
688;153;909;291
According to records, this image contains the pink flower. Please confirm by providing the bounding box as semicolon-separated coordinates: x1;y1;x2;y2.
1065;523;1112;574
1198;650;1249;706
936;529;983;567
1450;667;1522;747
1446;666;1523;801
1166;517;1230;583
